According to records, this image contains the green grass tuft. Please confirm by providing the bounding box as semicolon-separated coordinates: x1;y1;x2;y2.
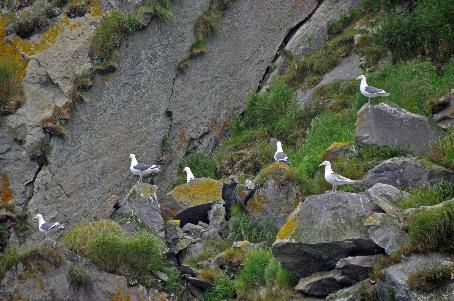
194;9;222;41
0;62;23;116
398;181;454;209
430;129;454;170
190;39;208;58
69;264;92;287
407;263;454;292
228;207;277;245
204;275;236;301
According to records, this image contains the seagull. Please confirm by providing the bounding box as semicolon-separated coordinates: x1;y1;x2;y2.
274;141;289;163
357;75;390;105
183;166;195;183
129;154;160;182
33;213;63;236
319;161;356;192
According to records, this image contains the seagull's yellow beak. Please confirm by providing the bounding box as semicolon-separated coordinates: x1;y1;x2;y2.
356;76;361;80
319;163;324;167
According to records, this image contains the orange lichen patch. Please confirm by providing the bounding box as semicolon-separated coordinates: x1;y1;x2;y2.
110;290;132;301
275;203;302;241
0;174;13;203
169;178;223;206
0;16;28;80
178;129;185;146
90;0;103;17
246;194;269;214
11;17;80;56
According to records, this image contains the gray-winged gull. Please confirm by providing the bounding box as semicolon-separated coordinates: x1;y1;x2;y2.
33;213;63;236
357;75;390;104
319;160;356;192
274;141;289;163
183;166;195;183
129;154;160;182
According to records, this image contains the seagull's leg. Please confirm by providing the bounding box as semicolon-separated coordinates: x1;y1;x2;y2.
368;97;371;105
139;173;142;182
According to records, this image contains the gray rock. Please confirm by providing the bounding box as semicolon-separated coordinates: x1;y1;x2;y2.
376;253;454;301
0;243;168;301
207;202;226;232
165;220;197;255
264;0;360;89
94;195;120;220
246;164;303;228
364;213;408;255
26;0;323;241
114;182;164;238
362;157;454;190
355;103;442;155
432;88;454;129
365;183;408;219
295;270;351;297
326;280;375;301
182;223;205;238
336;255;379;282
404;198;454;217
273;192;383;277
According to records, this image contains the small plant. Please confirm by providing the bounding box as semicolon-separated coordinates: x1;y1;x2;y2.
67;0;90;18
228;210;277;245
371;252;403;280
198;268;221;283
159;266;183;294
430;129;454;170
406;201;454;253
161;135;170;152
194;9;222;41
0;248;21;280
204;275;236;301
69;264;92;287
407;263;454;292
177;58;189;72
190;39;208;58
398;181;454;209
40;116;67;137
179;151;219;181
0;63;23;116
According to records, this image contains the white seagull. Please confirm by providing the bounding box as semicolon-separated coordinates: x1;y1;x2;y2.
357;75;390;105
33;213;63;236
274;141;289;163
129;154;160;182
319;161;356;192
183;166;195;183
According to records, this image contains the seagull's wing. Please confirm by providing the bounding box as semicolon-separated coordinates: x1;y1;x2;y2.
133;163;151;171
40;222;59;231
365;85;387;94
274;152;289;162
329;173;356;184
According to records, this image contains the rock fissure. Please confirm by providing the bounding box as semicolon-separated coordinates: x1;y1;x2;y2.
23;159;44;212
256;0;324;92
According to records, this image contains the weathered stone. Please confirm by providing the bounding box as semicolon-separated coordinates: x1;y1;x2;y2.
355;103;442;155
25;0;324;243
364;213;407;255
0;244;168;301
165;220;197;255
113;182;164;238
362;157;454;190
432;88;454;129
182;223;205;239
336;255;379;282
94;195;119;219
322;142;359;162
207;202;226;232
273;192;383;277
247;163;303;227
376;254;454;301
326;280;375;301
160;178;223;226
295;270;351;297
365;183;408;219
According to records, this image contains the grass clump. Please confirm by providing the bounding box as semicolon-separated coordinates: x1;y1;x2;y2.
175;151;219;185
0;63;24;116
405;201;454;253
12;8;51;38
63;219;166;286
198;267;221;283
398;181;454;209
0;248;21;280
407;263;454;292
69;264;92;287
194;9;222;41
67;0;90;18
236;249;296;299
190;39;208;58
204;275;236;301
375;0;454;63
430;129;454;170
371;251;403;280
228;204;277;245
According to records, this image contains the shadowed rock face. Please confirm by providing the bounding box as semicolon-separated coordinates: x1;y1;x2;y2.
26;0;321;233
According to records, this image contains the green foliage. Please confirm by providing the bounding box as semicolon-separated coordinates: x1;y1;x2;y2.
407;263;454;292
51;0;69;7
204;275;236;301
0;62;22;116
430;129;454;170
69;264;92;287
406;201;454;253
236;249;296;298
12;7;51;38
371;251;403;280
66;0;90;18
63;220;166;287
160;266;184;294
194;9;222;41
161;135;170;152
228;207;277;245
190;39;208;57
375;0;454;63
398;181;454;209
0;248;20;280
177;151;219;184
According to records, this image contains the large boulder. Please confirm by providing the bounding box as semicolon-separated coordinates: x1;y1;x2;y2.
326;280;375;301
112;182;165;238
160;178;223;226
365;183;408;219
272;192;383;277
0;243;168;301
364;213;408;255
362;157;454;190
355;103;442;155
375;254;454;301
295;270;351;297
335;255;379;283
246;163;303;227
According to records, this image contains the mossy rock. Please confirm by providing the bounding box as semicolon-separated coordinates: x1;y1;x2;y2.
160;178;223;225
322;141;357;162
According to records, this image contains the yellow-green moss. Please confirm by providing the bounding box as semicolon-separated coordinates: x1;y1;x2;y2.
11;17;80;56
169;178;222;205
322;141;353;161
0;16;28;80
275;203;301;241
256;162;295;187
245;194;269;214
90;0;103;16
